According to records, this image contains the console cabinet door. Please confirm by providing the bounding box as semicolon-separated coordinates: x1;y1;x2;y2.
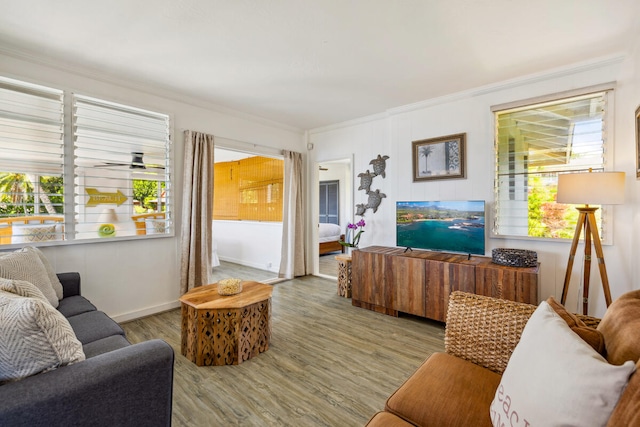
389;255;425;317
352;249;387;307
425;260;475;322
475;263;538;304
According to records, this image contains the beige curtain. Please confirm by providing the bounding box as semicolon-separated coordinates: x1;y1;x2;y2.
180;130;214;294
279;150;306;279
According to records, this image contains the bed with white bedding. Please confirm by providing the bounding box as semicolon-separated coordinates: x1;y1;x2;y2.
318;223;345;255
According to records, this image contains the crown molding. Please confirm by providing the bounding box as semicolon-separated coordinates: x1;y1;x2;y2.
0;44;304;135
310;53;627;134
308;111;390;135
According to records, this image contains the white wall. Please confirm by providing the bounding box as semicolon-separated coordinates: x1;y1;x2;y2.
0;52;304;322
213;220;282;273
309;54;639;318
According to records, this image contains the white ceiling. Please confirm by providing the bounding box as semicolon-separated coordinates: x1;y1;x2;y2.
1;0;639;130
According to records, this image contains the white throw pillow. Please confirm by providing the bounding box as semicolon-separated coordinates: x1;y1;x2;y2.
10;224;57;244
0;290;85;383
24;246;64;301
0;248;59;307
490;301;636;427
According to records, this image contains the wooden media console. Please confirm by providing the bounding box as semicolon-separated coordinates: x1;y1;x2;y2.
351;246;539;322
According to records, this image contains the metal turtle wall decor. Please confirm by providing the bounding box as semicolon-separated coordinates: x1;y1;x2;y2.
369;154;390;178
366;189;387;213
354;154;389;217
357;170;375;192
355;203;367;216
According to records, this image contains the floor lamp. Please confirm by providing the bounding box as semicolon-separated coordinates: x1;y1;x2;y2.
557;170;625;315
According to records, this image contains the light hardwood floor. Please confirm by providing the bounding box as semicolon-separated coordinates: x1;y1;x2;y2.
121;262;445;427
318;253;339;277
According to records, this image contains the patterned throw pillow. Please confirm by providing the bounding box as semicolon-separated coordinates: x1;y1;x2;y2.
0;277;49;303
144;219;166;235
0;249;59;307
11;224;57;244
0;290;85;383
25;246;64;301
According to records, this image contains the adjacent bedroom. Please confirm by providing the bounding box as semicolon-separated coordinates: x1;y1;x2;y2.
317;158;352;278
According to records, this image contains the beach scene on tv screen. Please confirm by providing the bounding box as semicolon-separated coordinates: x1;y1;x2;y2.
396;200;485;255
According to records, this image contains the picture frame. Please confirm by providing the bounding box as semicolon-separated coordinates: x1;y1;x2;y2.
412;133;466;182
636;105;640;178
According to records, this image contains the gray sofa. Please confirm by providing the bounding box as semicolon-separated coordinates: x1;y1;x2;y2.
0;272;174;427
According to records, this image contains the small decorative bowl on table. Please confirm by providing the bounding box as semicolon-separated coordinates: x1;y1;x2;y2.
217;278;243;296
491;248;538;268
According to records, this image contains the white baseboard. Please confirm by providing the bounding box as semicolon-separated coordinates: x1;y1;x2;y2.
217;256;279;273
113;300;181;323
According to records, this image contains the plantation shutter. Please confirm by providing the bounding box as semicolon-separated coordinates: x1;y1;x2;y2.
73;94;171;239
493;89;611;238
0;76;65;227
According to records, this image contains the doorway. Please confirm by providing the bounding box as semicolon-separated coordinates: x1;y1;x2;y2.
315;157;352;279
213;147;282;283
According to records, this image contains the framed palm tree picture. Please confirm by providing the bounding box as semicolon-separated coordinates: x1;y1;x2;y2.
412;133;466;182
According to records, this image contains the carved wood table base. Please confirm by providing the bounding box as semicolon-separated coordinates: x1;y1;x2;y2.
335;254;352;298
180;281;273;366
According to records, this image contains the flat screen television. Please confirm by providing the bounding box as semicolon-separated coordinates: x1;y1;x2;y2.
396;200;486;255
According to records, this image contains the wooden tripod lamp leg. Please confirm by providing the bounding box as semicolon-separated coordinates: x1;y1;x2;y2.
561;211;586;306
585;212;613;308
561;207;612;316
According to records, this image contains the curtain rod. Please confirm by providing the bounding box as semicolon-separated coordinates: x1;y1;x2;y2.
181;129;285;157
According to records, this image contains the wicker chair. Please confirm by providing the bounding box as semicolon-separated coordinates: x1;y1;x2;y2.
365;291;640;427
444;292;600;374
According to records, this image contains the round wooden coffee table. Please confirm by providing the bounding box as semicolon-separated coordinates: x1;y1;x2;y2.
179;281;273;366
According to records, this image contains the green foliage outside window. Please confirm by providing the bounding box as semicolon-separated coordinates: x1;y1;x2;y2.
0;173;64;216
527;175;578;239
132;179;166;213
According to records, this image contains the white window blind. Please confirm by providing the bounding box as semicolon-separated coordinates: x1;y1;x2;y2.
0;77;65;240
73;94;171;240
493;90;610;239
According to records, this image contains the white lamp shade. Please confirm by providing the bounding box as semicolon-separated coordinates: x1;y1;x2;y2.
97;208;120;223
557;172;625;205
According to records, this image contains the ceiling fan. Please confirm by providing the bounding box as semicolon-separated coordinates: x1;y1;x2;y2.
95;152;165;170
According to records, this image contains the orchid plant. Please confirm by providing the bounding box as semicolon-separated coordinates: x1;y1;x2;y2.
340;219;366;248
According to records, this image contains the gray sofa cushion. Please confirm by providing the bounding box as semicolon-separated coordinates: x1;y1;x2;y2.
82;335;130;359
56;296;96;318
66;311;125;345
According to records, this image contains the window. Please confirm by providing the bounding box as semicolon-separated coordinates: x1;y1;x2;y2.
319;180;339;224
493;88;612;240
0;77;65;244
0;75;172;246
213;155;283;222
73;95;171;239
